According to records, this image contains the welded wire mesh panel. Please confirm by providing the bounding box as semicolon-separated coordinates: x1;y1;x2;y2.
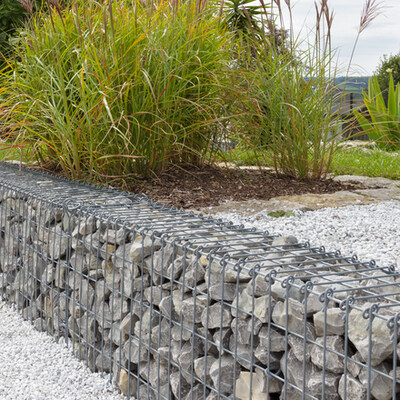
0;161;400;400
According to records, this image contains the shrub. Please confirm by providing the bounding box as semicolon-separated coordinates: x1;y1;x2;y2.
229;0;381;180
1;0;230;179
229;0;342;180
374;52;400;99
354;74;400;150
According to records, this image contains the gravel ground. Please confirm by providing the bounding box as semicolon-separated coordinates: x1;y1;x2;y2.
0;200;398;399
216;200;400;268
0;301;124;400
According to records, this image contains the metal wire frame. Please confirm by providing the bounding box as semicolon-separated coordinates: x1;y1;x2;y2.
0;161;400;400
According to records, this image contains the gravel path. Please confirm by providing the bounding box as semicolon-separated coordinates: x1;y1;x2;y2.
216;200;400;268
0;301;124;400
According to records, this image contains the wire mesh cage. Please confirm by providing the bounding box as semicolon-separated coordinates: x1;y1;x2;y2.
0;161;399;400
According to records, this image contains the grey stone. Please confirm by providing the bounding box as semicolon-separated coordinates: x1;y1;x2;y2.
139;360;170;397
69;280;94;316
271;299;305;335
103;227;128;245
112;243;133;269
36;207;62;227
310;336;345;374
194;355;217;385
229;335;253;369
178;342;201;383
182;295;208;325
304;284;335;316
137;385;157;400
169;372;191;399
307;368;341;400
33;317;46;332
359;363;393;400
102;259;121;287
346;352;364;378
201;302;232;329
280;349;311;390
158;295;175;318
213;328;231;353
210;356;237;395
172;290;190;314
182;384;206;400
41;265;55;287
270;278;304;303
110;313;137;346
77;314;100;345
287;326;316;363
150;318;170;349
255;327;285;364
143;287;169;306
121;265;144;298
166;255;186;280
338;374;367;400
123;335;149;364
98;242;116;261
236;369;283;399
348;308;394;366
95;353;111;373
208;260;252;284
48;225;68;260
180;256;206;291
54;262;67;289
134;308;158;336
72;216;95;236
231;317;262;345
81;230;104;251
232;289;275;323
314;307;346;336
272;235;298;247
130;236;156;263
95;280;111;304
108;293;129;322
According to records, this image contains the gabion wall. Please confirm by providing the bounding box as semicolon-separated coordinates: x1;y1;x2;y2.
0;162;400;400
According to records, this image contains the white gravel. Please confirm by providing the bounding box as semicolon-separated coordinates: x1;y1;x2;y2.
216;200;400;268
0;301;124;400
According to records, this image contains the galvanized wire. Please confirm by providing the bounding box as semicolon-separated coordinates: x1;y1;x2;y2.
0;161;399;400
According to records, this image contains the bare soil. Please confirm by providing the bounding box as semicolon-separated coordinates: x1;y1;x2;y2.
118;165;361;210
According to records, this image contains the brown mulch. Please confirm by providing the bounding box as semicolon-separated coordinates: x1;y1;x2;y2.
112;165;362;210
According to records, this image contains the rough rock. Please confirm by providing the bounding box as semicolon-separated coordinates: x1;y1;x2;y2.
210;356;237;395
271;298;305;335
348;308;394;366
119;369;137;397
338;374;367;400
235;368;282;399
201;302;232;329
358;363;394;400
313;308;346;336
310;336;345;374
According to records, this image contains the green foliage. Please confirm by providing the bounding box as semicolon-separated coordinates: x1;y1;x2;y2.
374;53;400;98
0;0;28;63
223;0;264;38
329;146;400;180
230;1;342;180
354;74;400;150
1;0;230;179
267;210;295;218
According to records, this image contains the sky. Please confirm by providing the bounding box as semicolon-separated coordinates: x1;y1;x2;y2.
279;0;400;76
